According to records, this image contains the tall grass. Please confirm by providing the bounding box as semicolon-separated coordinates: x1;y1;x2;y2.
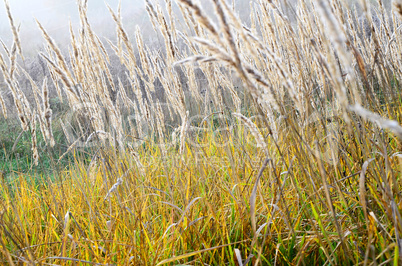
0;0;402;264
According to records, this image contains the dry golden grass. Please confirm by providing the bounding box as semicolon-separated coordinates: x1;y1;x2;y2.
0;0;402;265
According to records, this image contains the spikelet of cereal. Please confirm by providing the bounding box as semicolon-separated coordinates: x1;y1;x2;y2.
4;0;23;60
42;78;55;147
0;87;7;119
30;112;39;166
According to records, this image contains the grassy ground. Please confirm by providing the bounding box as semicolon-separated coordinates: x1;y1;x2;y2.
1;108;401;265
0;108;90;185
0;0;402;265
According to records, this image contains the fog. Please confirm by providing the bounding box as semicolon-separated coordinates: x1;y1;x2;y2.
1;0;390;58
0;0;147;55
0;0;279;57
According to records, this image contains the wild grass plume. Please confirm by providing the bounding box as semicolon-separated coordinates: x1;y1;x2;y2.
0;0;402;265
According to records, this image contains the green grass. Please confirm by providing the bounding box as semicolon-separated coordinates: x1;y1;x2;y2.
0;113;401;265
0;109;91;182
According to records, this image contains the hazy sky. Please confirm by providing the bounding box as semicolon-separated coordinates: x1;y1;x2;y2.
0;0;147;54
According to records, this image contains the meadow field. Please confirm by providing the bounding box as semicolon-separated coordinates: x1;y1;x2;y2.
0;0;402;265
